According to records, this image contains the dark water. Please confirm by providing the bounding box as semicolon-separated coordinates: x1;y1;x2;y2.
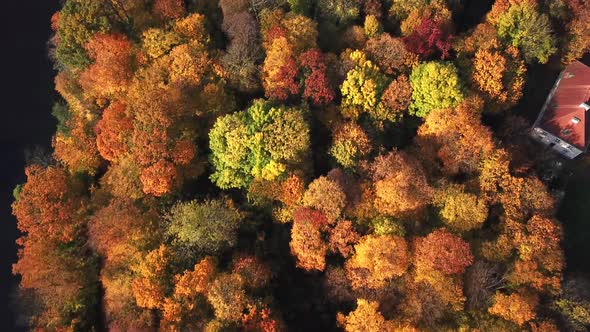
0;2;59;330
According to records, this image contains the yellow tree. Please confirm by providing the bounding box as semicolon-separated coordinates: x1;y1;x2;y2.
433;183;488;232
478;148;511;202
500;175;555;222
508;215;564;293
53;112;103;175
345;235;410;289
99;156;144;199
456;23;526;112
471;47;526;112
340;50;390;123
337;299;395;332
472;49;506;100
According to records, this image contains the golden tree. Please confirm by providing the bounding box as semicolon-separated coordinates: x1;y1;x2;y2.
415;96;494;175
290;208;328;271
337;299;394;332
371;150;432;218
302;176;347;222
488;291;538;326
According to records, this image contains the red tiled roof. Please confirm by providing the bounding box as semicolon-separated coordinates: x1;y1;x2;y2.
540;61;590;150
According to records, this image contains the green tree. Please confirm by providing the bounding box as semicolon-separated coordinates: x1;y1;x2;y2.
388;0;430;22
317;0;360;26
493;2;556;64
409;61;464;117
554;276;590;331
555;298;590;331
288;0;311;15
166;200;242;254
209;113;252;189
54;0;113;69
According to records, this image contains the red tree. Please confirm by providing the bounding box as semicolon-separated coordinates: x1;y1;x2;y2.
266;55;300;101
79;33;134;97
95;101;133;162
414;228;474;275
328;220;360;258
88;198;159;267
293;206;330;230
300;48;335;105
12;165;84;243
153;0;186;20
404;18;453;60
139;159;178;197
231;254;272;290
242;304;285;332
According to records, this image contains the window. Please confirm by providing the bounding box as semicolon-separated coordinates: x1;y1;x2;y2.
562;129;572;136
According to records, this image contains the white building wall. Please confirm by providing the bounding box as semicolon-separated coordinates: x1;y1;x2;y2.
530;127;582;159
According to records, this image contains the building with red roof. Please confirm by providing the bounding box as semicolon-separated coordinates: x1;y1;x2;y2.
531;60;590;159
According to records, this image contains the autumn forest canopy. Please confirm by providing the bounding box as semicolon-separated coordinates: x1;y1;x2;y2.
11;0;590;331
